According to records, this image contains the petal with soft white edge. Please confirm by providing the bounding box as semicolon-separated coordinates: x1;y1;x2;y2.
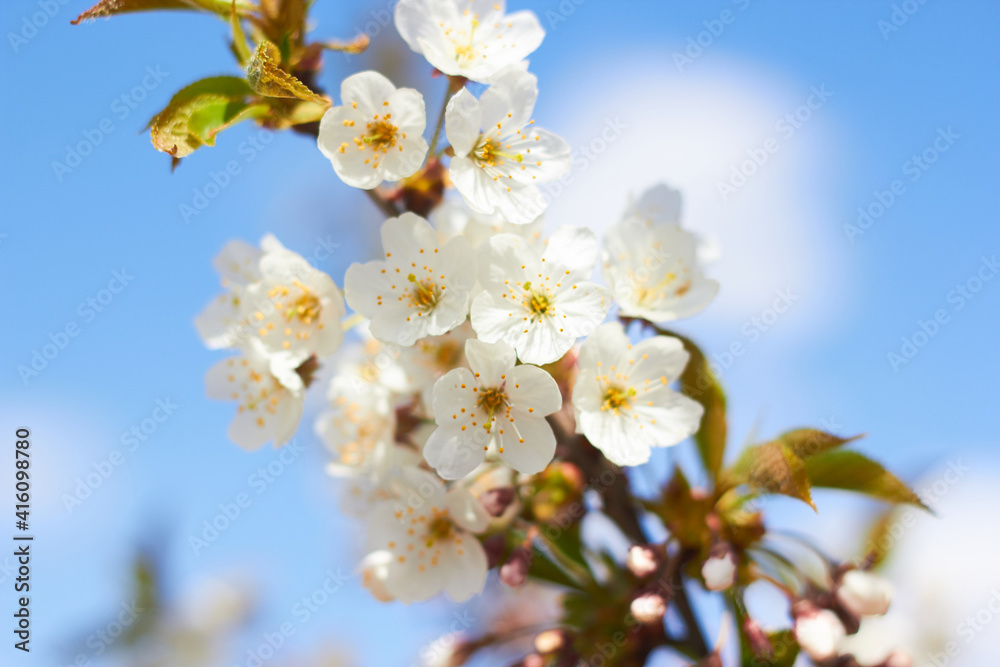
501;127;572;187
469;290;516;345
462;11;545;82
443;537;488;602
544;226;599;280
477;232;536;293
195;293;240;349
570;368;604;414
205;355;248;400
631;393;703;448
359;550;394;602
628;335;690;385
627;183;682;227
576;322;628;373
494;182;548;226
344;261;404;319
465;338;516;386
381;212;438;263
444;487;490;533
340;71;397;114
387;87;427;132
318;105;384;189
228;408;274;451
552;282;609;338
271;394;305;446
505;364;562;416
430;367;479;423
500;413;556;475
660;278;720;321
213;239;261;285
445;89;482;157
576;408;651;467
478;69;537;134
512;313;572;366
423;424;485;480
381;133;429;183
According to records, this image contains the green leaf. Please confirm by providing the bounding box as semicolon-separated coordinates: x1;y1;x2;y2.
71;0;254;25
776;428;863;459
666;329;727;480
246;41;327;105
188;100;269;144
736;441;815;510
804;449;929;509
147;77;258;158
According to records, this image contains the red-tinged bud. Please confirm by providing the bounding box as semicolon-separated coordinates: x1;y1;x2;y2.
398;157;448;217
482;534;506;569
480;487;516;517
529;461;584;524
521;654;545;667
743;617;773;657
500;546;531;588
630;592;667;624
882;650;913;667
696;652;723;667
626;544;666;578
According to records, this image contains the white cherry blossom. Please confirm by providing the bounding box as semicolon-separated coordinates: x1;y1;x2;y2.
423;338;562;479
445;68;570;224
344;212;477;347
572;322;703;466
364;470;490;603
316;375;395;475
318;71;428;189
205;346;304;450
602;219;719;323
794;604;847;662
195;239;262;349
394;0;544;83
240;235;345;375
471;226;609;365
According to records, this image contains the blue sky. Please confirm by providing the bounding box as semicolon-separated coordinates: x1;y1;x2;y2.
1;1;998;665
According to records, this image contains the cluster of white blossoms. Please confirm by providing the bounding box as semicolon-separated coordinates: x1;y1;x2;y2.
197;0;719;604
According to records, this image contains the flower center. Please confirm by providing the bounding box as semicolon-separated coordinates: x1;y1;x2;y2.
407;273;441;310
361;118;398;153
426;516;454;546
453;18;479;64
475;136;524;168
601;385;635;413
477;387;506;414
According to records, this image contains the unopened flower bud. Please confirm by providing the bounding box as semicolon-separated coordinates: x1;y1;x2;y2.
480;487;516;517
793;602;846;662
882;650;913;667
533;629;567;655
742;617;773;657
521;655;546;667
630;592;667;624
626;544;664;578
500;546;531;588
482;534;507;569
836;569;892;617
702;544;737;591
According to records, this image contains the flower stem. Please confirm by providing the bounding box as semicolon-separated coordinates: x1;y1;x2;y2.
428;76;465;156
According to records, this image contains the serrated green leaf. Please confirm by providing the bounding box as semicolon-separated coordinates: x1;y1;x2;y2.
147;77;257;158
805;449;928;509
738;441;815;510
246;41;326;105
188;101;268;145
777;428;863;459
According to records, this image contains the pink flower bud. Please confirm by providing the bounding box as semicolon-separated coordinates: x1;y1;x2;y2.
743;617;773;657
500;546;531;588
836;569;892;617
480;487;516;517
630;592;667;624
